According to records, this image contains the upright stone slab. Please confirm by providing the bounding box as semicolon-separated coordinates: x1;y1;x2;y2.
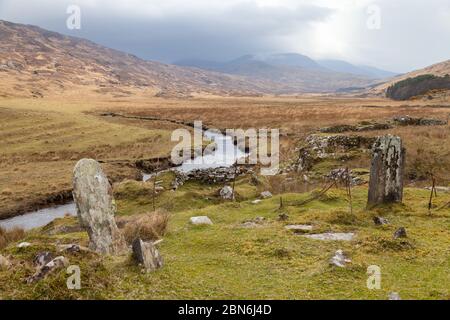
72;159;126;255
367;135;405;207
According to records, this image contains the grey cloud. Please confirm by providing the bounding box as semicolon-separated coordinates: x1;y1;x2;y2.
0;0;332;63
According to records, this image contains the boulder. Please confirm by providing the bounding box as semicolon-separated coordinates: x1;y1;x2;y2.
190;216;213;225
329;250;351;268
17;242;31;248
72;159;126;255
373;216;390;226
0;254;11;271
260;191;273;199
219;185;234;200
132;238;163;272
393;227;407;239
367;135;405;206
33;252;53;269
27;256;69;283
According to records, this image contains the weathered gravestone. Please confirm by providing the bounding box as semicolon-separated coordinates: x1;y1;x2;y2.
367;135;405;207
72;159;126;255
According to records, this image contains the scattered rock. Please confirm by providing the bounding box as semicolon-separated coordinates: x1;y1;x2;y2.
190;216;213;225
373;216;390;226
393;115;447;126
17;242;31;248
388;292;402;300
33;252;53;269
367;135;405;206
57;244;89;254
285;224;313;233
320;122;392;133
393;227;407;239
27;256;69;284
303;232;355;241
132;238;163;272
329;250;351;268
240;217;265;228
326;168;365;186
260;191;273;199
251;199;262;204
219;185;234;200
0;255;11;271
72;159;127;255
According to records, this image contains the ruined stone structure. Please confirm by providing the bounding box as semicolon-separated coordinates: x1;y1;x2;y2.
72;159;126;255
367;135;405;207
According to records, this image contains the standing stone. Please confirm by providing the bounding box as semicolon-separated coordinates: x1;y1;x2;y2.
72;159;126;255
367;135;405;207
132;238;163;272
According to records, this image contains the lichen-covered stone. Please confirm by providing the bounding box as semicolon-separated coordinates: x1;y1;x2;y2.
132;238;163;272
27;256;69;283
367;135;405;206
72;159;126;255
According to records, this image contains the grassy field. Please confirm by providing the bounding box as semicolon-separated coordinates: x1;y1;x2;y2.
0;172;449;299
0;94;449;299
1;94;450;216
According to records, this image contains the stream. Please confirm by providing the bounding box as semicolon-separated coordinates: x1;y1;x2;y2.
0;130;246;231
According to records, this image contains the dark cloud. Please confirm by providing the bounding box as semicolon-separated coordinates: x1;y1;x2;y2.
0;0;332;63
0;0;449;72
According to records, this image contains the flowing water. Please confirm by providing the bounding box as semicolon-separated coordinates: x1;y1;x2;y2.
0;130;245;231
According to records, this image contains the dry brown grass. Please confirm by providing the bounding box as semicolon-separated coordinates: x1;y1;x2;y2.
119;210;170;244
1;95;450;219
0;226;25;250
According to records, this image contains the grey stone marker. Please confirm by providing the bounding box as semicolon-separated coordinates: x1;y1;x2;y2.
72;159;126;255
367;135;405;207
132;238;163;272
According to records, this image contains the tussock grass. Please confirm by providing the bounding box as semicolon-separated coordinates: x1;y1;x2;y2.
119;210;170;244
0;226;25;250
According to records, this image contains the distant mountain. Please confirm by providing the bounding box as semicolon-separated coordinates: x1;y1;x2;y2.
317;59;398;79
175;54;378;93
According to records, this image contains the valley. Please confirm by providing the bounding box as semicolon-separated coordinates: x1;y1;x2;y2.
0;18;449;301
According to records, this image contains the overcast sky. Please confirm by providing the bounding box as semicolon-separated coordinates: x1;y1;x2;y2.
1;0;449;73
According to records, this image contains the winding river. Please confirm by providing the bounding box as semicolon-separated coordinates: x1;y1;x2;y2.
0;130;246;231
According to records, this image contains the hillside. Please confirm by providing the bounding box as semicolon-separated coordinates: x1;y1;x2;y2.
0;20;284;98
372;59;450;97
